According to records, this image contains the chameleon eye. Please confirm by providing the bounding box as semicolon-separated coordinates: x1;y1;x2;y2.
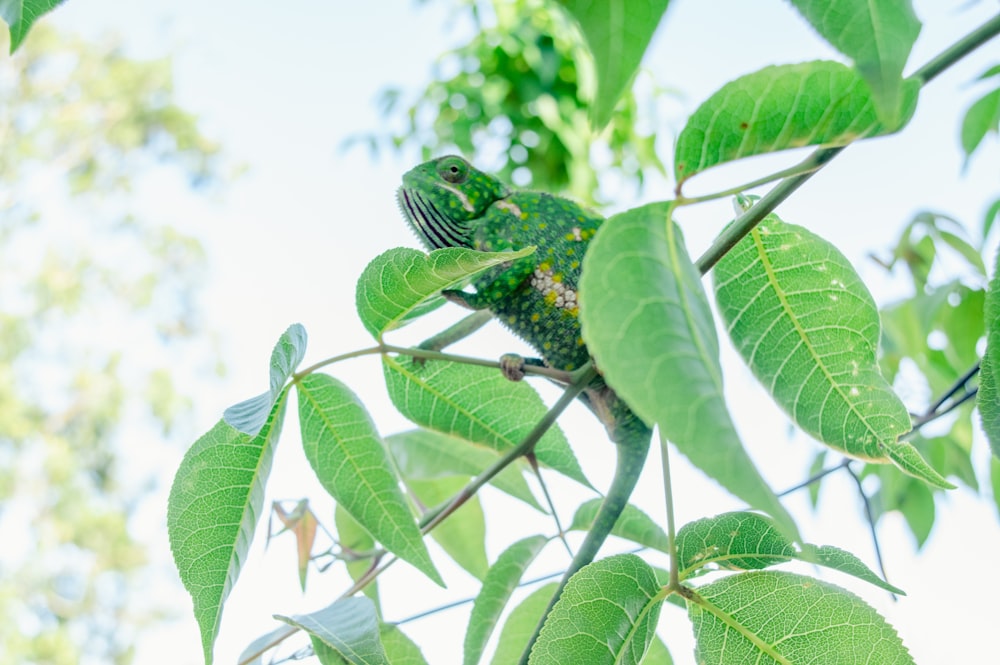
438;157;468;184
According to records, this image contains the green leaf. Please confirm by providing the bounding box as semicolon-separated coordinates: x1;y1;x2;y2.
713;209;952;489
674;61;919;186
490;583;560;665
676;512;903;594
224;323;307;436
687;571;913;664
579;202;797;537
409;476;489;580
0;0;63;52
569;499;668;553
465;535;549;665
788;0;920;125
961;87;1000;160
383;356;590;487
529;554;662;665
980;357;1000;459
379;624;429;665
167;396;287;665
334;504;381;610
556;0;670;129
356;247;534;339
386;429;542;511
982;196;1000;242
297;373;442;585
276;597;387;665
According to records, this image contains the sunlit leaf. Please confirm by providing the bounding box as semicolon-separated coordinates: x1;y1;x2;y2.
276;597;387;665
383;356;590;486
0;0;64;52
224;323;307;435
356;246;533;339
297;373;441;585
557;0;670;129
579;201;797;537
674;61;918;186
167;396;287;665
789;0;920;124
530;554;662;665
676;512;902;594
713;208;952;489
569;499;668;553
465;535;549;665
687;571;913;664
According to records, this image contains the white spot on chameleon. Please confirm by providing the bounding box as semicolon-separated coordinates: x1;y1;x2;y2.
436;182;473;212
571;226;583;241
497;200;523;217
530;267;578;311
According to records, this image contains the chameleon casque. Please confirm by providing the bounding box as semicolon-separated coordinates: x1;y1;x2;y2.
397;155;652;657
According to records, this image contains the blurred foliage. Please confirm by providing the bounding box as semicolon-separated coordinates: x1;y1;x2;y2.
351;0;669;205
0;26;222;664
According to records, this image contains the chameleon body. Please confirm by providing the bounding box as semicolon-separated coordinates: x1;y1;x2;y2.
398;155;651;659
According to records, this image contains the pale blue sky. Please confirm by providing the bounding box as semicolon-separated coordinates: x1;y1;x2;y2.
39;1;1000;663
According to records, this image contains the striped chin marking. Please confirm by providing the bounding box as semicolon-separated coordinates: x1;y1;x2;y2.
397;187;468;250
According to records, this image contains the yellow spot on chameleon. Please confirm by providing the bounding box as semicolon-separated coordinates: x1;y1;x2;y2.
570;260;580;269
543;341;552;350
530;313;540;322
544;292;558;305
576;337;585;346
508;315;517;324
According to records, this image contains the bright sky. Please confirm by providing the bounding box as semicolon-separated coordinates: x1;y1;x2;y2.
43;1;1000;664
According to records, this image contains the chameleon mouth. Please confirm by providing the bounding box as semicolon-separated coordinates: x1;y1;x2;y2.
397;187;469;250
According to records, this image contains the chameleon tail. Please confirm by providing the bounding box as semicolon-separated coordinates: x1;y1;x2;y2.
518;398;652;664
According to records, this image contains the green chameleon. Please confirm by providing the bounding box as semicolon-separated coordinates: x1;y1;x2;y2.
398;155;651;659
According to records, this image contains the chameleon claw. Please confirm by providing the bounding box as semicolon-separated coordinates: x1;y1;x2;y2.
441;289;479;310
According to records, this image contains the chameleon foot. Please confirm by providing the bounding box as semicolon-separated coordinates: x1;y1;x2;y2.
500;353;526;381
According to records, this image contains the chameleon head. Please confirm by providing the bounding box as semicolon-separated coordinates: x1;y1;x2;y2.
397;155;510;250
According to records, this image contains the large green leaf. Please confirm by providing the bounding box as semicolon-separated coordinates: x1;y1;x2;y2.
789;0;920;125
0;0;63;52
465;535;549;665
674;61;918;186
297;373;442;585
356;246;534;339
409;476;489;580
224;323;307;436
386;429;542;510
167;395;287;665
687;571;913;664
490;583;560;665
383;356;590;487
276;597;387;665
676;512;903;594
578;202;796;537
557;0;670;129
713;209;952;489
529;554;662;665
569;499;668;553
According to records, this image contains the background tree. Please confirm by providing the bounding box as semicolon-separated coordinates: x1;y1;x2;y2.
0;25;222;665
